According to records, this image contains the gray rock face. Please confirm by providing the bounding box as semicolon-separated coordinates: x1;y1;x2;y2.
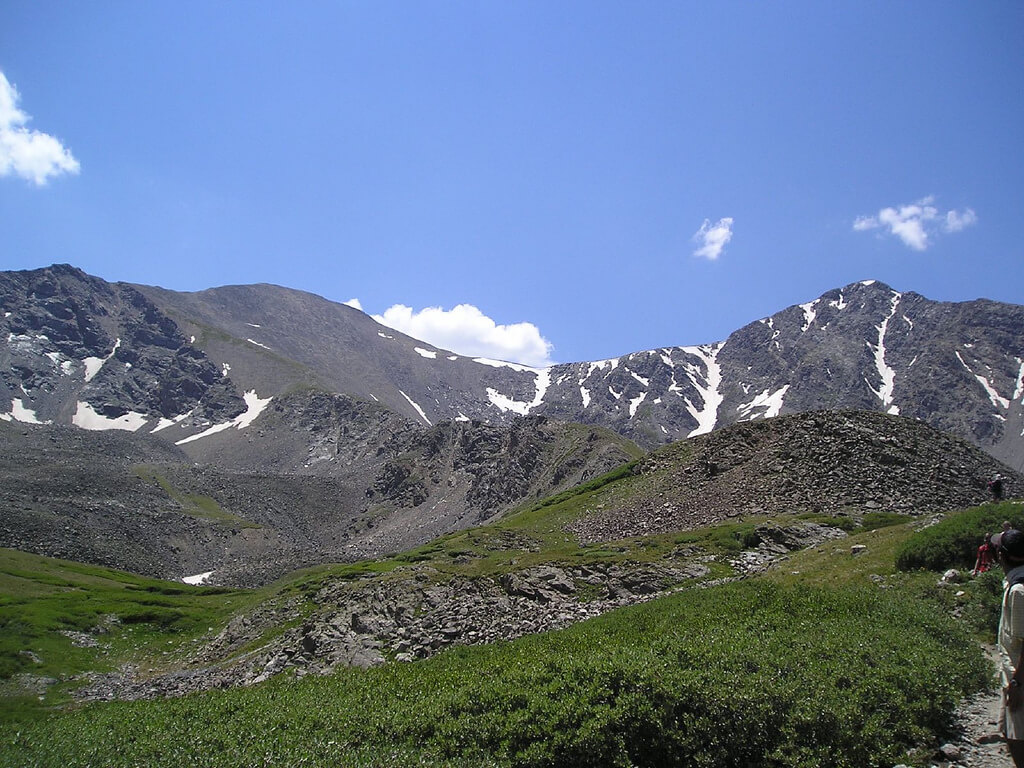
1;264;244;430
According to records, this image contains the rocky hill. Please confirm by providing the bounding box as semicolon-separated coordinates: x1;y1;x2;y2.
566;409;1022;544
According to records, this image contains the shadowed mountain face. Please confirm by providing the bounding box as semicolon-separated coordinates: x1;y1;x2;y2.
1;265;1022;582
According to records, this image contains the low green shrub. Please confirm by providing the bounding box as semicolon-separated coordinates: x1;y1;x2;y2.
2;581;989;768
895;502;1024;572
0;548;256;682
960;569;1005;637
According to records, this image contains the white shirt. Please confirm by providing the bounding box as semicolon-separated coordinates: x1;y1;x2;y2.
998;564;1024;685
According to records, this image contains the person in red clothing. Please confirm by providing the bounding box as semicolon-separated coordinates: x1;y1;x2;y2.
975;534;995;575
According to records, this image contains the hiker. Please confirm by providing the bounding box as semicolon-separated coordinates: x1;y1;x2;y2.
991;475;1006;502
975;534;995;575
993;529;1024;766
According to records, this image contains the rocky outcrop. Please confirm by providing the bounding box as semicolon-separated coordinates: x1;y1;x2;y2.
70;518;848;702
72;560;709;701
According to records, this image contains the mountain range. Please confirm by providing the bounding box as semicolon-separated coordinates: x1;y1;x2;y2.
1;264;1022;582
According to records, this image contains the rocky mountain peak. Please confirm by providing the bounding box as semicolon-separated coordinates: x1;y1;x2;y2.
3;265;1023;473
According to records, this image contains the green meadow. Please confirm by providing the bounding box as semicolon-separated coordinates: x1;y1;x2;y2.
2;483;1020;767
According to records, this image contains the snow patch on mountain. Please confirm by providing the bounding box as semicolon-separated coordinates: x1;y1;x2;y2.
629;370;650;387
799;299;819;332
414;348;437;359
152;412;192;433
760;318;782;350
7;331;48;351
399;390;432;426
73;401;148;432
865;292;901;414
236;391;273;428
1;398;50;425
586;359;619;377
175;390;273;444
737;384;790;421
486;369;552;417
83;339;121;382
680;343;724;437
471;357;539;373
629;391;647;418
957;352;1011;410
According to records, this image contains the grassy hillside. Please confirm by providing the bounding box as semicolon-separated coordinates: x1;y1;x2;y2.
0;549;273;707
4;500;1022;765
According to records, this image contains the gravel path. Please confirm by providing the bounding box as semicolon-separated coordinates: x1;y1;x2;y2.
939;645;1011;768
945;688;1011;767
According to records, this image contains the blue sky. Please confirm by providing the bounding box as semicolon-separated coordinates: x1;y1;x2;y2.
2;2;1021;367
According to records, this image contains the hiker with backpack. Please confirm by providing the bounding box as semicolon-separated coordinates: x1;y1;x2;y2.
991;474;1006;502
993;529;1024;765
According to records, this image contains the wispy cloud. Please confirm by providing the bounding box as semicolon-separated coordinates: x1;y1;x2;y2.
943;208;978;233
853;196;976;251
372;303;555;368
0;71;80;186
692;217;733;260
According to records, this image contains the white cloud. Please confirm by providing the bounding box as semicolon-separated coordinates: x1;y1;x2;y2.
0;71;80;186
944;208;978;233
343;298;363;310
692;217;733;260
373;303;555;368
853;196;976;250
